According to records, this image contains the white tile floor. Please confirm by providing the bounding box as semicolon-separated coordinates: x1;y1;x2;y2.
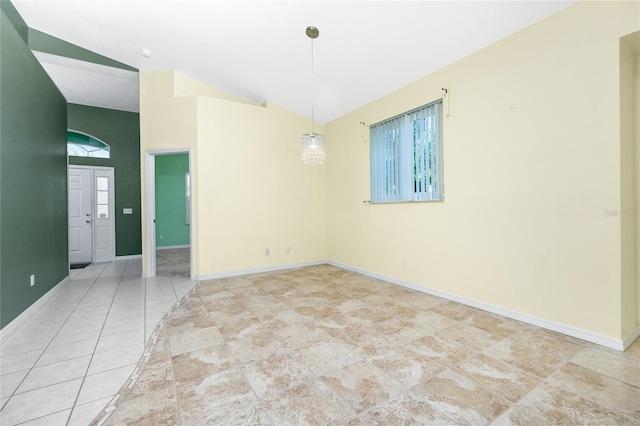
0;259;196;425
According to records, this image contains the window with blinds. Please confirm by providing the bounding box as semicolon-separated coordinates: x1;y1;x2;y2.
370;99;443;203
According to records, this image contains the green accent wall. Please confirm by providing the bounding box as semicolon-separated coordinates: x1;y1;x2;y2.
28;28;136;72
0;0;27;43
155;154;190;247
1;4;69;328
68;104;142;256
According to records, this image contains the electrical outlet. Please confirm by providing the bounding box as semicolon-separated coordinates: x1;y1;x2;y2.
286;246;291;254
265;248;270;256
30;274;35;287
403;258;408;267
159;234;164;240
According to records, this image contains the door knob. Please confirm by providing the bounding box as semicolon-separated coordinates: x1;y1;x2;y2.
86;220;91;223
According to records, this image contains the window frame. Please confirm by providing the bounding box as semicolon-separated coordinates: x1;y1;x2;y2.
370;99;444;204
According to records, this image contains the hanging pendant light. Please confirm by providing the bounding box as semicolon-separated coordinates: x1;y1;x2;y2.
302;26;325;165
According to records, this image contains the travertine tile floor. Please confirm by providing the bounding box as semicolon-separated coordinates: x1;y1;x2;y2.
156;247;190;278
92;264;640;425
0;259;196;425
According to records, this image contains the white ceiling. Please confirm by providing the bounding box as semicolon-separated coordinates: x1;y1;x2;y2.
13;0;577;123
34;51;140;112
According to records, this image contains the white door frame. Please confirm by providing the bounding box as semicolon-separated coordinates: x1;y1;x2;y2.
68;165;116;263
144;149;193;278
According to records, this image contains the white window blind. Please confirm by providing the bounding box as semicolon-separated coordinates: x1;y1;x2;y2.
370;100;443;203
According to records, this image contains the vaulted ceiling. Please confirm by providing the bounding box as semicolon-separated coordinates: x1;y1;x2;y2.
12;1;577;122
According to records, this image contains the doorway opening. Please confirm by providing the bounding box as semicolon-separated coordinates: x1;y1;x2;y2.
144;149;193;279
68;166;115;267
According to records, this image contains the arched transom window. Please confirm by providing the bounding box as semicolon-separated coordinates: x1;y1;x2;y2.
67;130;110;159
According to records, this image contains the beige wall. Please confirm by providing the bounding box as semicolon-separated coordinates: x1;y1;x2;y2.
325;1;639;340
140;70;326;277
620;33;639;339
194;97;326;275
636;53;640;325
139;70;198;273
140;1;639;343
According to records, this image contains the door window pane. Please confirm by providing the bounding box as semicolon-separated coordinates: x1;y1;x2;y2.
97;190;108;204
96;177;108;191
97;204;109;218
96;177;109;218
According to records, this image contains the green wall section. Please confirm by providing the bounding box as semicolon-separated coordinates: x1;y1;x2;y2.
0;1;27;43
28;28;137;72
1;7;69;328
68;104;142;256
155;154;190;247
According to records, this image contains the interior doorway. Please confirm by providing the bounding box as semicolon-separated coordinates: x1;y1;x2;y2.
144;149;193;279
155;153;191;277
68;166;115;266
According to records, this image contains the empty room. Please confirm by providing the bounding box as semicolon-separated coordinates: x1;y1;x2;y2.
1;0;639;424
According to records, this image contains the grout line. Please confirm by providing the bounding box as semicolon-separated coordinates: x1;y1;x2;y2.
91;285;193;425
1;266;112;420
88;256;195;425
65;260;133;426
168;276;180;301
13;407;71;426
71;362;138;408
0;260;143;426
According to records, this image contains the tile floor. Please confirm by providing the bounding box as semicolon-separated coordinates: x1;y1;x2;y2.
156;247;190;278
0;259;196;425
89;264;640;425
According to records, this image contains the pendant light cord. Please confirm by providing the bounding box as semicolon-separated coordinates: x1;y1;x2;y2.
310;36;315;135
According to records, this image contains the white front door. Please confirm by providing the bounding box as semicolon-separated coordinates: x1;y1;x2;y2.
68;168;92;264
68;166;116;264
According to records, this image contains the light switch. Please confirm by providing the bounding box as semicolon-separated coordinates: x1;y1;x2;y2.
123;208;133;215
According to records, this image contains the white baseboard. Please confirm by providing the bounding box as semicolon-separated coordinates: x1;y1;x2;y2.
0;276;71;344
327;260;628;352
194;260;325;281
623;325;640;350
116;254;142;260
156;245;190;250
